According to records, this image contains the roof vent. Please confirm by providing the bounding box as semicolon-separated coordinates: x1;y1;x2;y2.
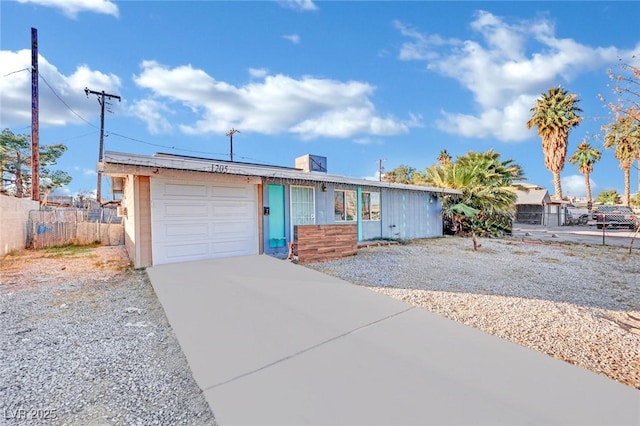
295;154;327;173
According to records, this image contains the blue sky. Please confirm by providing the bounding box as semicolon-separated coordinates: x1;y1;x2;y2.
1;0;639;200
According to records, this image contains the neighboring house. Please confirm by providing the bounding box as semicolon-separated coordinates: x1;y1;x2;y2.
514;188;550;225
513;185;569;226
102;151;460;267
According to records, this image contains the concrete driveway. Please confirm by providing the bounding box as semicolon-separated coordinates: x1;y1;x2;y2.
147;255;639;426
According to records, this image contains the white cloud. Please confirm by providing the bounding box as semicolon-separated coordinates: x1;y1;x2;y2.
562;174;598;197
249;68;269;78
396;11;637;142
353;137;382;145
283;34;301;45
130;99;174;135
278;0;317;12
132;61;420;139
362;171;383;181
73;166;97;177
0;49;122;128
16;0;119;18
393;20;455;61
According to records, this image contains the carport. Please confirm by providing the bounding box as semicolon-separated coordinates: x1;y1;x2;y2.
147;255;639;425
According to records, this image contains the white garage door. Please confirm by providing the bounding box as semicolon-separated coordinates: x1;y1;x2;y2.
151;178;258;265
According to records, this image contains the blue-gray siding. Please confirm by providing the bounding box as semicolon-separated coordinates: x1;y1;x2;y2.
262;182;443;255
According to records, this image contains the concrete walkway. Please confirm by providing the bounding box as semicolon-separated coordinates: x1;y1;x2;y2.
147;255;639;426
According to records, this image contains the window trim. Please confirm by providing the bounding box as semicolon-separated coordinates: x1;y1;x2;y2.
334;189;357;222
361;191;381;221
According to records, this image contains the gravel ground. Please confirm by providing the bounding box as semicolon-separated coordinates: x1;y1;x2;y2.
0;245;215;425
308;236;640;390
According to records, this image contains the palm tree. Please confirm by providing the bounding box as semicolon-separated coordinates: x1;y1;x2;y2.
423;149;524;245
527;86;583;200
437;149;452;167
604;115;640;206
568;139;601;204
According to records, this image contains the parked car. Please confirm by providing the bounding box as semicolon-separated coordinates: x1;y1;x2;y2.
592;205;638;229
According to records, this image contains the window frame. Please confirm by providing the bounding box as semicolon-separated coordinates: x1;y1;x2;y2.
334;189;357;222
361;191;381;221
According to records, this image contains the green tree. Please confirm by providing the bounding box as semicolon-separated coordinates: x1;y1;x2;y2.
527;86;583;200
383;164;419;184
422;149;525;246
603;115;640;206
0;128;72;198
568;139;601;204
595;189;621;205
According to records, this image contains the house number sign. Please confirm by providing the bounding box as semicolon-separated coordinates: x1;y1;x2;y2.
211;164;229;173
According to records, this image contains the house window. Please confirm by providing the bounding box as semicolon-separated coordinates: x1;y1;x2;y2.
334;190;356;221
362;192;380;221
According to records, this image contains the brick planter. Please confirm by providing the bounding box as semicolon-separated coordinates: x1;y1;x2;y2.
293;224;357;263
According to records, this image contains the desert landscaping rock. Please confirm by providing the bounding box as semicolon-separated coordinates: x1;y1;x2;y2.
309;236;640;390
0;246;216;425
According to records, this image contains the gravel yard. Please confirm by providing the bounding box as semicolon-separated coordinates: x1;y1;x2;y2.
308;236;640;390
1;237;638;426
0;245;215;425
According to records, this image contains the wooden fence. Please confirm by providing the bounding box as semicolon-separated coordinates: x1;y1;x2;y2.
27;208;124;249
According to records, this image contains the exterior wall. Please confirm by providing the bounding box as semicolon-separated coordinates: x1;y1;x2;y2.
544;204;566;226
121;175;137;266
294;224;357;263
361;220;383;240
380;189;441;239
137;176;152;268
0;195;39;256
262;181;443;255
121;175;152;268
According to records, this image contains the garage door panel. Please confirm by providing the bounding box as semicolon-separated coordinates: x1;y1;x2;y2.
162;243;210;260
151;178;258;265
161;202;209;218
211;239;255;255
211;220;254;235
211;202;254;218
212;185;254;199
162;183;208;197
162;223;210;239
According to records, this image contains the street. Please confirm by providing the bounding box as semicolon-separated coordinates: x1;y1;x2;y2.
511;224;639;250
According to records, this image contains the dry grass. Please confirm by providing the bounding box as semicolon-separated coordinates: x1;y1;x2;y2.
0;245;131;294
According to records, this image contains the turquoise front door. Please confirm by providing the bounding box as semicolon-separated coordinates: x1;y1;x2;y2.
267;184;286;248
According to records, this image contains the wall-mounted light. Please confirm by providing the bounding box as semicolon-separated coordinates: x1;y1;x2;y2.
321;183;327;192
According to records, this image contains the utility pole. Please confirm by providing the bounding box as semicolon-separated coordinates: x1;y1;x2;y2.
377;159;386;182
31;27;39;201
85;87;121;203
226;128;240;162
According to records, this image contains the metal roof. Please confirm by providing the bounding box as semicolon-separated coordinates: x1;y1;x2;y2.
103;151;461;195
514;189;551;205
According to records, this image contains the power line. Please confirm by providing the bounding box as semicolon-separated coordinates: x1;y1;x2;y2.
2;67;30;78
53;130;100;145
8;66;270;166
107;131;228;157
107;131;269;164
85;88;121;203
39;72;97;128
